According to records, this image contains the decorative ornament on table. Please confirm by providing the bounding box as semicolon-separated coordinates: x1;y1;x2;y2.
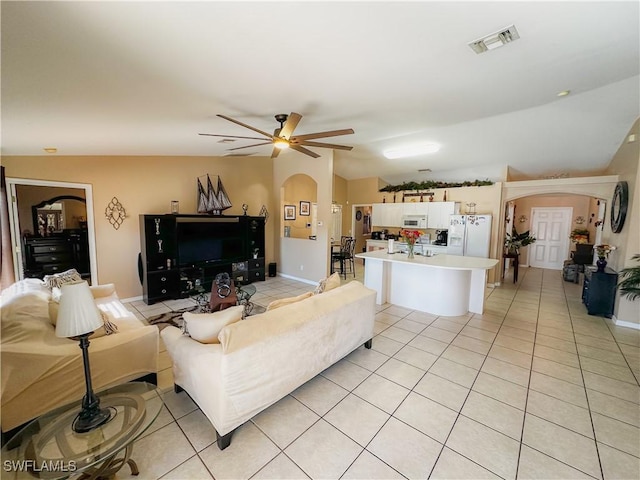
594;244;615;272
400;229;421;259
242;204;248;216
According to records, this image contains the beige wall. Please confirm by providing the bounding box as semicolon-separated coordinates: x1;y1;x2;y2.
283;174;317;239
332;174;349;236
604;119;639;326
3;155;275;298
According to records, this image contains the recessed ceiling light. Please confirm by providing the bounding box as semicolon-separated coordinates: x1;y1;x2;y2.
557;90;571;97
43;147;57;153
384;144;440;159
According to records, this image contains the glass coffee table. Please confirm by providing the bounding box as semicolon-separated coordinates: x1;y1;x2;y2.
236;283;257;316
1;382;162;479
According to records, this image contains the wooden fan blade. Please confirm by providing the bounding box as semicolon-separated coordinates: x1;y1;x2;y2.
296;140;353;151
227;142;272;151
271;147;282;159
216;114;274;139
279;112;302;140
290;145;321;158
292;128;354;141
199;133;269;141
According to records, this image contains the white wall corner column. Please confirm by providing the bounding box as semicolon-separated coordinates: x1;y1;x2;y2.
274;151;334;283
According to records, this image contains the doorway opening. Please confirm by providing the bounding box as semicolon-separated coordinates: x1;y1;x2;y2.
6;178;98;284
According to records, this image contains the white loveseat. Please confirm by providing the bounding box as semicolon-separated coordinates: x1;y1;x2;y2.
161;280;376;449
0;279;159;435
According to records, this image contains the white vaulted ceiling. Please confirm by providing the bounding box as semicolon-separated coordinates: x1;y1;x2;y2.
1;1;638;183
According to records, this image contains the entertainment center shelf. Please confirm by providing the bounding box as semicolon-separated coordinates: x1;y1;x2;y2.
140;214;265;305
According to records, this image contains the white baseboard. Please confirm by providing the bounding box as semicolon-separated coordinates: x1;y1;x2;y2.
121;295;143;303
612;316;640;330
277;273;317;286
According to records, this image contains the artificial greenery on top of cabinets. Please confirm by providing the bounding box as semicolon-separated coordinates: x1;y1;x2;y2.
379;179;494;193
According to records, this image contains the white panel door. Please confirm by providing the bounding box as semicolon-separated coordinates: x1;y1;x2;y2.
529;207;572;270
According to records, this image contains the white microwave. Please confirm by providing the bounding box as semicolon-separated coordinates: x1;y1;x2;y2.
402;215;427;228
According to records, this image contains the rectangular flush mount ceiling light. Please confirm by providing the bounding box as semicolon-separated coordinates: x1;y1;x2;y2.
383;143;440;159
469;25;520;54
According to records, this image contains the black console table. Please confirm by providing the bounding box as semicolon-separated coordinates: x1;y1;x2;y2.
582;266;617;317
139;214;265;304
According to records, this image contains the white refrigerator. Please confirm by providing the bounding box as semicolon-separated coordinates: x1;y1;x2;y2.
448;214;492;257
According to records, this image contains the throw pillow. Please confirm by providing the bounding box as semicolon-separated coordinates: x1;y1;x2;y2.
183;305;244;344
43;269;82;289
266;291;313;311
313;272;341;294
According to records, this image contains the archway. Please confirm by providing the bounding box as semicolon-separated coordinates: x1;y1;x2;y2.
499;176;617;280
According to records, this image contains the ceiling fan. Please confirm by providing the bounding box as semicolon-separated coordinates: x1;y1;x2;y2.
199;112;354;158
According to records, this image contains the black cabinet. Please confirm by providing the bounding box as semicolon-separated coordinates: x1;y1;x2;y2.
139;214;266;304
140;215;178;304
582;266;618;317
23;231;90;279
248;257;265;282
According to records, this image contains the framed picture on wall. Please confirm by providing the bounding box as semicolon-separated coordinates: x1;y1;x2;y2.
299;201;310;216
284;205;296;220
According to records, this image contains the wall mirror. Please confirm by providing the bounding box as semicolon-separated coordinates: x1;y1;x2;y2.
32;196;87;236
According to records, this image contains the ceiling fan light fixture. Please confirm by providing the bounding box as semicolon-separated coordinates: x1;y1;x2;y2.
384;143;440;159
273;138;290;150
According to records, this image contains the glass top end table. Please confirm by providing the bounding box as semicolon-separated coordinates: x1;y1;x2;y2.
1;382;162;480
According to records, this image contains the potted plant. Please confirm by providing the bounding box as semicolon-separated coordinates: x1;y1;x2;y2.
618;254;640;300
504;229;536;255
570;228;590;244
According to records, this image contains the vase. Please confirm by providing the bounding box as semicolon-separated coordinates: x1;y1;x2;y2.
407;243;414;259
596;257;607;272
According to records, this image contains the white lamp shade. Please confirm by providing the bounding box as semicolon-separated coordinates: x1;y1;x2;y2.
55;281;103;338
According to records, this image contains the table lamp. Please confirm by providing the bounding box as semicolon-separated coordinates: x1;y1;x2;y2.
55;281;112;433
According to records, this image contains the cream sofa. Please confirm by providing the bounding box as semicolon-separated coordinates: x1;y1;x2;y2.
161;280;376;449
0;279;159;435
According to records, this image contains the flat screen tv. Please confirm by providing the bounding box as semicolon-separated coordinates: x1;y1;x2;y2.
176;218;245;266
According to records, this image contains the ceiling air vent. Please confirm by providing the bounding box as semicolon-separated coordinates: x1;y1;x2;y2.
469;25;520;54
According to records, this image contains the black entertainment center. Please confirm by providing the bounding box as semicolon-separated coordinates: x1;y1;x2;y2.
139;214;265;304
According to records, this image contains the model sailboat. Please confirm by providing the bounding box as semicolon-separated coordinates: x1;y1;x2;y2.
197;175;232;215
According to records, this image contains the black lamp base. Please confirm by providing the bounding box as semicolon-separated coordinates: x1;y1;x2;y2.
73;333;113;433
73;406;112;433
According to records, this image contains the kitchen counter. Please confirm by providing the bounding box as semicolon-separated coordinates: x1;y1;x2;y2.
355;250;498;316
365;240;448;255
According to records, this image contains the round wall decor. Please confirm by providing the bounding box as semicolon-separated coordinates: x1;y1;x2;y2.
355;210;362;221
610;181;628;233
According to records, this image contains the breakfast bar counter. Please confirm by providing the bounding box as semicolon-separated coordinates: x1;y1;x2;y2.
355;250;498;316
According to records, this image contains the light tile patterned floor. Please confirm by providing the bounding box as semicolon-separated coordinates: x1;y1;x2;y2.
122;264;640;479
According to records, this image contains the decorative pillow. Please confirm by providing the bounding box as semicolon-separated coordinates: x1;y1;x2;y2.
266;291;313;311
43;269;82;290
183;305;244;344
313;272;341;294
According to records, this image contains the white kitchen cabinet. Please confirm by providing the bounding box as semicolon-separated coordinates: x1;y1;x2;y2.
427;202;460;229
402;203;429;216
371;203;404;228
